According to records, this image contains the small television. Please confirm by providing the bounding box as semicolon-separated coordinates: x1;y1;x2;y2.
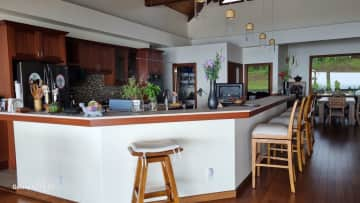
216;83;244;101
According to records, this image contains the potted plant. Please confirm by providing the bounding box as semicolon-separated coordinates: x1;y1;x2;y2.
204;52;223;109
143;82;161;111
334;80;341;92
121;78;143;112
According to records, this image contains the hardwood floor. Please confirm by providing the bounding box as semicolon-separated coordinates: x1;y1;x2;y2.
0;125;358;203
212;124;360;203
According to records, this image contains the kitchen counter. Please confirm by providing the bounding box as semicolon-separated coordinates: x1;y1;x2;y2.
0;96;288;126
7;96;289;203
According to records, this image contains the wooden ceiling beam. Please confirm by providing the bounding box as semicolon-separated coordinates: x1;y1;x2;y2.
145;0;189;7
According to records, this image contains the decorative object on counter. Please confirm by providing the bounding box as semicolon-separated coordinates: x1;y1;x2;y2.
79;101;103;117
30;83;44;112
47;103;61;113
172;91;178;104
143;82;161;111
279;71;291;95
204;52;223;109
120;78;143;112
294;75;302;82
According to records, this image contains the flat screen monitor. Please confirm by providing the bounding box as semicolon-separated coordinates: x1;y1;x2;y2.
216;83;243;100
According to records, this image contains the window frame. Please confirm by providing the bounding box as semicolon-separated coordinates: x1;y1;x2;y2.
309;53;360;94
245;63;273;97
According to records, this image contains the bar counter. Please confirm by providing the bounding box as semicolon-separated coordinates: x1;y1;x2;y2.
1;96;289;203
0;96;288;126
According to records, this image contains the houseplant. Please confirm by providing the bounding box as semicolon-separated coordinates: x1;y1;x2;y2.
204;52;223;109
143;82;161;111
120;78;143;112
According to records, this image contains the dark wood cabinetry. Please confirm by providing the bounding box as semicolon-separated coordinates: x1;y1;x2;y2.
136;48;163;83
66;38;115;74
228;61;243;83
7;21;67;64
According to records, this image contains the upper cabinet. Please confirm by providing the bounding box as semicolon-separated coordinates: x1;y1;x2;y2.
5;21;67;64
66;38;115;74
136;48;163;83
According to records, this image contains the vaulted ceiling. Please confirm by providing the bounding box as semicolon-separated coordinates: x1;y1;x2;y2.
145;0;216;21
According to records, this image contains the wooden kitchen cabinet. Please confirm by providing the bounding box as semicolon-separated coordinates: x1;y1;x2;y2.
6;21;67;64
66;37;115;74
136;48;163;83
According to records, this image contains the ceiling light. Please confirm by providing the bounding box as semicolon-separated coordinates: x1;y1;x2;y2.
259;32;267;40
196;0;206;3
225;9;236;20
269;38;276;46
245;22;254;31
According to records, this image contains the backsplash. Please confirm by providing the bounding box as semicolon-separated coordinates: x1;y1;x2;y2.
71;74;122;103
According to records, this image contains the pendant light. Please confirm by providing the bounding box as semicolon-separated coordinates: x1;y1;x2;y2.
225;9;236;20
268;0;276;48
194;0;206;18
245;22;254;41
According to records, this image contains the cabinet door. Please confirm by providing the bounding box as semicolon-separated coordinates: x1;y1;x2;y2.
40;32;66;63
98;45;115;74
78;41;96;72
13;29;39;59
149;50;163;75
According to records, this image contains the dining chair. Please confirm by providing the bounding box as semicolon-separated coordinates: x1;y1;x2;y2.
327;96;346;125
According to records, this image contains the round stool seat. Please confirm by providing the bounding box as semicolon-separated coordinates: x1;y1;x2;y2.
252;123;288;139
129;139;182;157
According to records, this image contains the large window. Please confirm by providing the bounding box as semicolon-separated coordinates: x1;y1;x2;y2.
246;63;272;96
311;54;360;92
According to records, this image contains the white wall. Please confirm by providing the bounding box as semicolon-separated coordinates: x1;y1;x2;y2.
242;45;280;94
161;43;228;108
189;0;360;41
0;0;190;47
63;0;188;38
288;38;360;93
227;43;242;63
278;45;289;91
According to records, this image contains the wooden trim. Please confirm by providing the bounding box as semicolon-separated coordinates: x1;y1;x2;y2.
0;97;287;127
0;187;75;203
245;63;273;96
151;190;236;203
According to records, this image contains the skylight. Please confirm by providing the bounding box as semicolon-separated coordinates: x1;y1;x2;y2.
221;0;244;5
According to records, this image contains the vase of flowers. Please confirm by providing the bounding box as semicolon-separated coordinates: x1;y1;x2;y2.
204;52;223;109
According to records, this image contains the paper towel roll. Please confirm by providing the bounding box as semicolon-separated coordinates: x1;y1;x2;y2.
14;81;23;100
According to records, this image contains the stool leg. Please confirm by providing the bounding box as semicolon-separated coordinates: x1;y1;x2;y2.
301;131;306;166
164;156;180;203
267;143;271;164
137;158;148;203
161;161;171;201
132;158;142;203
256;143;261;177
252;139;256;189
287;141;296;193
306;123;312;156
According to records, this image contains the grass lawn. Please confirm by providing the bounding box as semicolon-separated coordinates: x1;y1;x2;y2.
248;66;269;92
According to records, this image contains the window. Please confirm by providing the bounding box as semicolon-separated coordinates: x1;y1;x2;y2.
311;54;360;92
245;63;272;97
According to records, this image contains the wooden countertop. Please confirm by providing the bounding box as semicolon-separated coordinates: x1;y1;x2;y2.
0;96;289;127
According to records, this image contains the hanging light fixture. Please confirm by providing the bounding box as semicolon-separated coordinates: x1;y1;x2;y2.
259;32;267;46
268;0;276;48
225;9;236;20
245;22;254;41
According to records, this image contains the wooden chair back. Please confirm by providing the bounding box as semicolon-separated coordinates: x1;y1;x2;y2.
296;97;307;128
287;99;299;140
328;96;346;110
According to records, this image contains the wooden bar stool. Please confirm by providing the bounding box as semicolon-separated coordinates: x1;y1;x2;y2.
251;100;299;193
129;140;182;203
303;95;315;156
268;97;307;172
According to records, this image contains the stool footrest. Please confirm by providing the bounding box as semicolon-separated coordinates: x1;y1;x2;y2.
145;190;168;199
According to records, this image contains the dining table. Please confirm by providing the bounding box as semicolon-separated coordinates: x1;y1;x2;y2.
317;97;356;125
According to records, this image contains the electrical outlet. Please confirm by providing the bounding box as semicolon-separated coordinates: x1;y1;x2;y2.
59;176;63;185
207;168;214;180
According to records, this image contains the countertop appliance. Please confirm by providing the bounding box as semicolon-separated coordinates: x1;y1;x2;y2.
14;61;70;109
216;83;244;105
